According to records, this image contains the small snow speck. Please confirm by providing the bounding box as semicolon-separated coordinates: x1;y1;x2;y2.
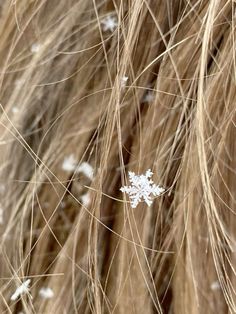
39;287;54;299
10;279;31;301
12;107;19;114
101;16;118;32
77;162;94;180
62;154;77;172
143;91;154;103
211;281;220;291
31;43;41;53
121;76;128;88
81;193;91;207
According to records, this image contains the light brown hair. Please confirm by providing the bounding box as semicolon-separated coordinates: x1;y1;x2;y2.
0;0;235;313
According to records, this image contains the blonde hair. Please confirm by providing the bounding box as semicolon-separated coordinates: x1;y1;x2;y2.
0;0;235;313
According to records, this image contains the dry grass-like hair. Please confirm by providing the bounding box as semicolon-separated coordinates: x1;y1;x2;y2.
0;0;235;313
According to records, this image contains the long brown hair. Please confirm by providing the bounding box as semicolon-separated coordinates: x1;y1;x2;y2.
0;0;235;313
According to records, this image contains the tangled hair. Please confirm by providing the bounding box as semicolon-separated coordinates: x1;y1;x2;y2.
0;0;235;313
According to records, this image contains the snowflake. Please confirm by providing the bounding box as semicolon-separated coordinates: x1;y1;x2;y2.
12;107;19;114
210;281;220;291
31;43;41;53
81;193;91;207
101;16;118;32
121;76;128;88
76;162;94;180
62;154;77;172
10;279;31;301
120;169;165;208
143;90;154;103
39;287;54;299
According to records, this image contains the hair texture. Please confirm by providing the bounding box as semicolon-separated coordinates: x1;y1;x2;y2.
0;0;236;313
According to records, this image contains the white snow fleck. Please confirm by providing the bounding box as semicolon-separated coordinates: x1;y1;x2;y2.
62;154;77;172
77;162;94;180
143;90;154;103
81;193;91;207
121;76;128;88
39;287;54;299
31;43;41;53
10;279;31;301
12;107;19;114
211;281;220;291
101;16;118;32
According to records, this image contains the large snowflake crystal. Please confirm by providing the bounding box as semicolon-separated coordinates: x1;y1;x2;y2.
120;169;165;208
